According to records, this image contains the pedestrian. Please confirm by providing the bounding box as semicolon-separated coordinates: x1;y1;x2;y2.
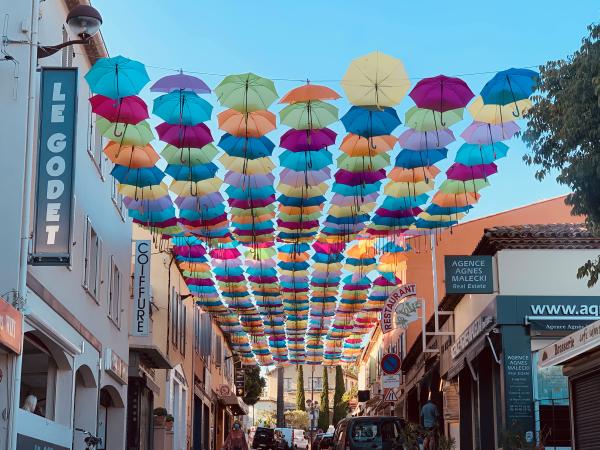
420;396;439;450
223;421;249;450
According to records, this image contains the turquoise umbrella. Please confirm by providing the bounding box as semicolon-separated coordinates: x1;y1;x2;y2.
153;91;213;125
85;55;150;99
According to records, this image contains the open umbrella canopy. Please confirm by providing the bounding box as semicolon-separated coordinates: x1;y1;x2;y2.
153;90;213;125
439;178;491;194
337;153;390;172
220;155;276;174
280;84;341;103
111;165;165;187
467;96;531;124
156;122;213;148
446;162;498;181
215;73;278;112
150;72;211;94
280;150;332;171
103;142;159;168
341;51;410;107
395;148;448;168
218;134;275;159
279;100;339;130
404;106;464;131
340;133;396;156
85;55;150;99
165;162;219;182
341;106;401;137
460;121;520;145
409;75;474;112
384;180;435;197
398;128;455;150
455;142;509;165
480;68;539;106
118;182;169;200
280;128;337;151
90;95;148;124
432;191;480;207
160;143;219;165
217;109;276;137
388;166;440;183
96;118;154;146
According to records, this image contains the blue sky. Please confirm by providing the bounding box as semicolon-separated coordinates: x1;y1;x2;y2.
94;0;598;220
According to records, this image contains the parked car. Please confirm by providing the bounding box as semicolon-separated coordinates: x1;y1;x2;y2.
333;417;406;450
275;428;293;449
293;429;309;450
252;427;277;450
319;433;334;450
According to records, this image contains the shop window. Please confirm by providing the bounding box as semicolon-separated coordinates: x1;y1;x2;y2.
108;256;121;325
19;334;57;420
83;218;102;301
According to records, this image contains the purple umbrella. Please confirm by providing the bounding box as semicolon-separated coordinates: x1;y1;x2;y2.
224;171;275;188
150;72;211;94
245;259;277;269
175;192;224;210
398;128;455;150
124;195;173;212
409;75;474;126
446;162;498;181
280;275;309;283
461;121;520;145
335;169;386;185
280;128;337;151
281;168;330;185
331;192;378;206
156;122;213;148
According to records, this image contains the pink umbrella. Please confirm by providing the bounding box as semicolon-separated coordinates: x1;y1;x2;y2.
150;72;211;94
156;122;213;148
460;121;520;145
228;195;275;209
210;248;241;259
90;94;148;124
398;128;455;150
446;162;498;181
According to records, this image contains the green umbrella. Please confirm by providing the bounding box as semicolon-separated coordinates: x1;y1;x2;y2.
161;143;219;165
279;100;338;130
439;178;490;194
404;106;464;132
215;73;278;112
96;117;154;146
337;153;390;172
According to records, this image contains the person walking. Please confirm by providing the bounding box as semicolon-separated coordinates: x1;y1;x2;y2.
223;421;249;450
420;397;439;450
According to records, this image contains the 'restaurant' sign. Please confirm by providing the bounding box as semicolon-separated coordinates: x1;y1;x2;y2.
0;296;22;354
32;68;78;266
381;284;417;334
444;255;493;294
132;240;151;336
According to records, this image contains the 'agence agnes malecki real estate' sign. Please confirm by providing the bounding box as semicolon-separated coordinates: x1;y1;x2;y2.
444;255;494;294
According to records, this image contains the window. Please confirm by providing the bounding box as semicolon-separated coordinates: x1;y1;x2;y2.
214;337;222;368
20;333;57;420
284;377;294;392
194;306;201;354
108;256;121;325
86;89;105;177
306;377;322;391
179;302;186;355
171;288;179;347
83;218;102;301
110;174;126;219
200;313;212;358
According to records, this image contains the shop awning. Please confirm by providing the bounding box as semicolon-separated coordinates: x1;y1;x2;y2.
447;333;490;379
221;395;249;416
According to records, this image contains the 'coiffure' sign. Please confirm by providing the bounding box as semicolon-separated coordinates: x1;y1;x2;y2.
32;68;78;265
132;240;151;336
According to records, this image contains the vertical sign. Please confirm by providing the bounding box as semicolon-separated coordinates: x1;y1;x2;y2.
32;68;78;265
132;240;151;336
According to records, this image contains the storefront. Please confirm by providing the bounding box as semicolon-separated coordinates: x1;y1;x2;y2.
540;319;600;447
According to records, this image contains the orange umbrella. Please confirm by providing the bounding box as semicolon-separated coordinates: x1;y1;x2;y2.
103;142;159;168
388;166;440;183
233;213;276;224
278;252;310;263
340;134;397;156
279;205;323;216
178;262;211;272
432;191;480;207
279;84;341;103
217;109;276;137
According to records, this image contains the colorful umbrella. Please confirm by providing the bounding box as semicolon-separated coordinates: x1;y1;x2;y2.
153;91;213;125
103;142;159;168
85;55;150;99
156;122;213;148
480;68;538;107
460;121;520;145
279;101;339;130
218;109;276;137
404;106;464;131
467;96;531;124
455;142;509;166
215;73;278;112
90;95;148;124
150;72;211;94
96;118;154;146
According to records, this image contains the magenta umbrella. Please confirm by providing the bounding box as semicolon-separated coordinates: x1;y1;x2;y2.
280;128;337;151
409;75;474;112
90;94;148;124
150;72;211;94
210;247;241;259
224;171;275;188
461;121;520;145
335;169;386;185
398;128;455;150
446;162;498;180
376;207;423;218
156;122;213;148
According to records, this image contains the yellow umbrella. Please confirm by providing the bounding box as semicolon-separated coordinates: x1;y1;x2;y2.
312;262;343;273
328;203;377;217
277;182;329;197
219;154;275;174
341;51;410;108
118;182;169;199
384;180;435;197
419;212;466;222
170;177;223;197
346;239;377;258
468;96;531;124
245;247;277;260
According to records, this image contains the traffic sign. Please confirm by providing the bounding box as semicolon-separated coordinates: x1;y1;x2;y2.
381;374;401;389
381;353;401;375
383;389;398;403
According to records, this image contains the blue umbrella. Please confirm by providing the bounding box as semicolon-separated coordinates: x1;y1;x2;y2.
226;185;275;199
372;216;416;227
381;194;429;210
331;182;381;197
415;218;457;229
341;106;401;137
425;204;472;215
280;150;332;171
455;142;509;166
395;148;448;169
278;195;325;207
85;55;150;99
165;162;218;181
218;134;275;159
481;68;539;107
111;165;165;187
153;91;213;125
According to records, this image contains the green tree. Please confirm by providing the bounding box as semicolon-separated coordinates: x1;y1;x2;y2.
284;410;310;429
332;366;346;424
243;365;266;406
523;22;600;286
296;365;306;411
318;368;330;430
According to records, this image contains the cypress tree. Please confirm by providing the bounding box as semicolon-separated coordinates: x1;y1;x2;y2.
296;365;306;411
318;367;330;430
332;366;346;424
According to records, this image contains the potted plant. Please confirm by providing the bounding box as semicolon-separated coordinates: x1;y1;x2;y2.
165;414;174;432
153;407;167;427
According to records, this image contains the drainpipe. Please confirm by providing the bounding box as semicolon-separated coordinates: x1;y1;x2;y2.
9;1;40;449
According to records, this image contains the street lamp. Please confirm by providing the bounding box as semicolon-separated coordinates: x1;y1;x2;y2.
37;5;103;58
306;400;319;449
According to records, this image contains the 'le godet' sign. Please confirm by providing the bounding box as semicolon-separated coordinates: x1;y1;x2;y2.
132;240;151;336
32;68;78;265
444;255;494;294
